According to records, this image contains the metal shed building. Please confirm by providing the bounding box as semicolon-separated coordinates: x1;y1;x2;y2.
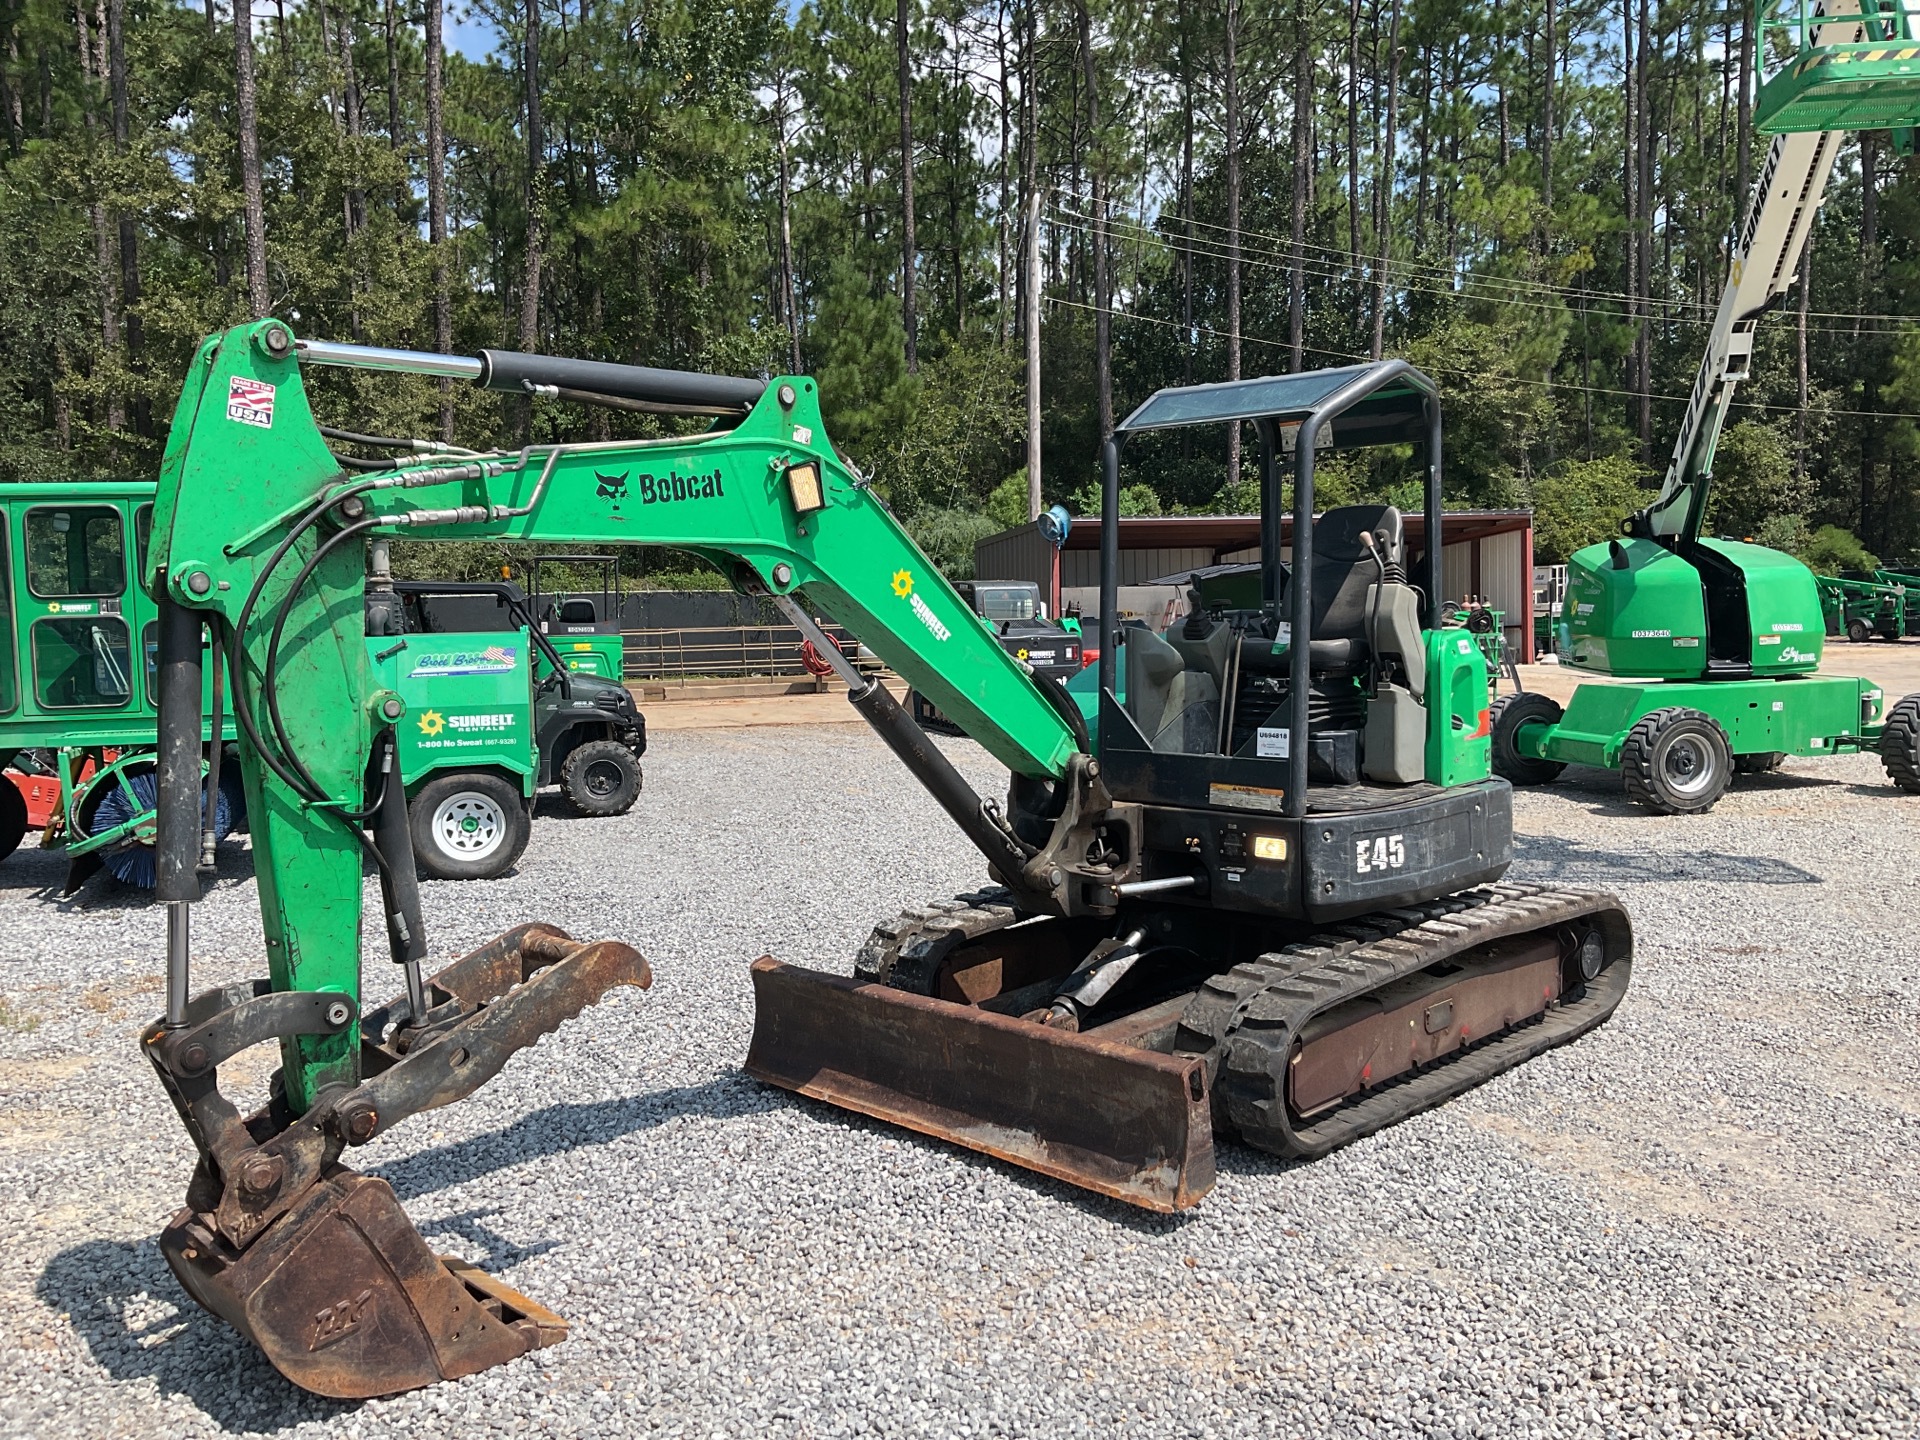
974;509;1538;661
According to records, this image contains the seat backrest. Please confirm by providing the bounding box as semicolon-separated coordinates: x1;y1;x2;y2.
558;598;598;624
1307;505;1404;641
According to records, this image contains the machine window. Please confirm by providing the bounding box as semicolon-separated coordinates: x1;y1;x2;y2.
26;505;126;598
32;615;133;708
973;585;1038;624
0;517;15;715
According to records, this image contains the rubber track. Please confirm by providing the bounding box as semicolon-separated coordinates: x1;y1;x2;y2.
853;888;1018;989
1882;695;1920;794
1173;882;1632;1159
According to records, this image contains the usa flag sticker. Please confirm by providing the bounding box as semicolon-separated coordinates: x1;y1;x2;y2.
227;376;276;428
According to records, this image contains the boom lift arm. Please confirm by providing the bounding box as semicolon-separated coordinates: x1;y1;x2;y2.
139;320;1131;1398
1631;0;1898;543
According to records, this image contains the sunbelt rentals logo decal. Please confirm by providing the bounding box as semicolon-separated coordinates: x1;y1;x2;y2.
892;569;949;642
408;644;518;678
416;709;517;749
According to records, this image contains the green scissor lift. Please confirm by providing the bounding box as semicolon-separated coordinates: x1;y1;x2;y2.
1490;0;1920;812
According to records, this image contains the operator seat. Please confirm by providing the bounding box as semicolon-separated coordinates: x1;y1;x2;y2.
1284;504;1405;675
558;598;598;625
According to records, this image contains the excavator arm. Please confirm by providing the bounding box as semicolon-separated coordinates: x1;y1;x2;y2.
137;320;1120;1399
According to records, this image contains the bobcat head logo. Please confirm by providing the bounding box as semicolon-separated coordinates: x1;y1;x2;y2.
595;471;630;505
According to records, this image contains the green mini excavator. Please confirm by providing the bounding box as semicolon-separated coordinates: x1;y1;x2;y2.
139;322;1631;1400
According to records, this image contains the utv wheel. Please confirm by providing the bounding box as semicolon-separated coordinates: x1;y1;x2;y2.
410;772;530;880
1489;692;1567;786
0;778;26;865
560;740;641;817
1881;694;1920;794
1619;707;1732;815
1734;751;1787;774
1847;617;1872;644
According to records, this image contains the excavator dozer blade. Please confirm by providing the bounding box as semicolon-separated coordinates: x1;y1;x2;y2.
745;957;1215;1212
161;1169;566;1400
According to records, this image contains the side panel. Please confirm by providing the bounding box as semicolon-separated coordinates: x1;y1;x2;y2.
1424;629;1493;785
1560;538;1709;679
369;629;536;793
1538;676;1884;767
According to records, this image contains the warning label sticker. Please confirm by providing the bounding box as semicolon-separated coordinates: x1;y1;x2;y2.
227;376;277;428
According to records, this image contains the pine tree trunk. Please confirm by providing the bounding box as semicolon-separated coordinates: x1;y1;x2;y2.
1635;0;1652;457
426;0;451;435
1077;0;1110;443
1540;0;1554;233
235;0;269;317
518;0;543;434
1225;0;1242;485
1346;0;1360;282
896;0;918;372
1372;0;1401;359
1289;0;1310;370
1181;10;1194;389
774;83;801;375
77;2;123;432
384;0;405;211
107;0;145;435
995;0;1010;343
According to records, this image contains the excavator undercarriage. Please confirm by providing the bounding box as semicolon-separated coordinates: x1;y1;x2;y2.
753;885;1629;1211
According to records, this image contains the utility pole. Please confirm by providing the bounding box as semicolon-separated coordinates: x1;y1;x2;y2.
1026;190;1042;520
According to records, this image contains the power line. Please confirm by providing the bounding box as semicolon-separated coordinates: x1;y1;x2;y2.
1049;190;1913;328
1046;208;1909;343
1040;292;1912;424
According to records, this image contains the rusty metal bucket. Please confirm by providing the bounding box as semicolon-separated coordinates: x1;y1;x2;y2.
161;1170;566;1398
744;957;1215;1211
146;924;649;1399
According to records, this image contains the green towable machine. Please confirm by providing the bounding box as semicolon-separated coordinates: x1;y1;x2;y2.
1491;0;1920;813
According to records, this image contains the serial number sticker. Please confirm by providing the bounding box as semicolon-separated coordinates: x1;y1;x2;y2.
1255;726;1290;759
227;376;276;428
1208;783;1287;815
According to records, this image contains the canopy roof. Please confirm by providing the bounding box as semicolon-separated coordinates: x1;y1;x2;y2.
1116;360;1438;450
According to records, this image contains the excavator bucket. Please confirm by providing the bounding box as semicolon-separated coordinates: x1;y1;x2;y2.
745;958;1216;1211
161;1170;567;1399
146;924;649;1400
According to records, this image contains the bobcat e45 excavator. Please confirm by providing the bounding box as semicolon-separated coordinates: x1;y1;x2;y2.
139;320;1632;1400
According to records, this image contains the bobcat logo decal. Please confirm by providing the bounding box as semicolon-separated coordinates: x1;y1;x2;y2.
595;471;630;507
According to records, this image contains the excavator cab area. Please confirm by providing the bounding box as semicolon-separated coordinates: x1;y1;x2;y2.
1073;361;1507;923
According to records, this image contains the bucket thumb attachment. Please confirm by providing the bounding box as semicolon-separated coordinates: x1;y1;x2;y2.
145;923;649;1400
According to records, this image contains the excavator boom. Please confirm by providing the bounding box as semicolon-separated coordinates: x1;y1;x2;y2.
138;321;1128;1399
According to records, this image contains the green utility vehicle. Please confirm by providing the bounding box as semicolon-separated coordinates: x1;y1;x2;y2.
0;481;645;887
1491;20;1920;813
529;552;627;679
0;481;244;887
371;577;646;879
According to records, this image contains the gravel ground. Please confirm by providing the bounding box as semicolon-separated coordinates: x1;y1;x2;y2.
1;724;1917;1439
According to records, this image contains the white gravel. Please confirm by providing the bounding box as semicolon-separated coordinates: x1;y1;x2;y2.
0;724;1916;1439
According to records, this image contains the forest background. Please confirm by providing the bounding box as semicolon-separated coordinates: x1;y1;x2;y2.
3;0;1915;582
